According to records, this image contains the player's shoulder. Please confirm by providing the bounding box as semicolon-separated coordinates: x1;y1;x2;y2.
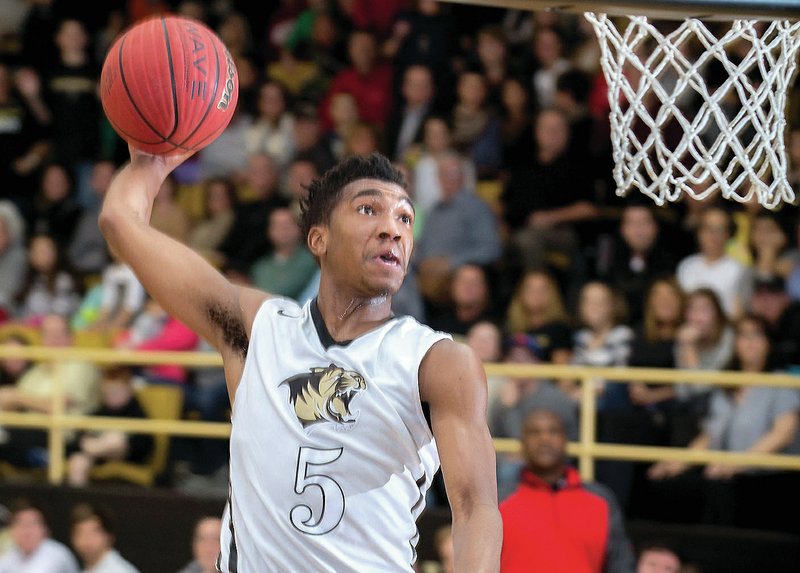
419;334;482;377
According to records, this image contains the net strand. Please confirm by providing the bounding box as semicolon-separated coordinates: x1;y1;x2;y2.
586;14;800;209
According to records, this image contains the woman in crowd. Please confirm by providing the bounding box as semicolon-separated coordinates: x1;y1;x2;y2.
13;233;82;324
646;314;800;528
504;268;573;365
671;287;735;445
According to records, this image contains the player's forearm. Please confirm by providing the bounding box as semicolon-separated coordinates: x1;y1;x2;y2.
100;158;167;228
452;502;502;573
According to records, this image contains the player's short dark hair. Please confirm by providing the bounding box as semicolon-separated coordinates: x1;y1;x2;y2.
299;153;407;243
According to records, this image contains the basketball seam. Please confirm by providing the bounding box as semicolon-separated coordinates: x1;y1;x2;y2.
116;32;175;146
172;23;223;149
161;17;181;142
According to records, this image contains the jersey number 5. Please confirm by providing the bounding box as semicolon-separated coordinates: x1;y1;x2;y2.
290;446;345;535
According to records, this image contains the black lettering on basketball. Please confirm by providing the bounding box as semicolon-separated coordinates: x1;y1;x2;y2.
217;50;236;111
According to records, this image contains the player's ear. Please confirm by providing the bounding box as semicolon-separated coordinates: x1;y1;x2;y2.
307;225;327;258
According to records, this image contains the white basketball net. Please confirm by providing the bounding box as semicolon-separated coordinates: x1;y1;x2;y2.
585;14;800;208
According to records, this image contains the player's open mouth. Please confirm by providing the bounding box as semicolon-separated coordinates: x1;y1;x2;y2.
376;251;400;266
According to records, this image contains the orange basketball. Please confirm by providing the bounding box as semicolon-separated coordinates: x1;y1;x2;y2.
100;15;238;155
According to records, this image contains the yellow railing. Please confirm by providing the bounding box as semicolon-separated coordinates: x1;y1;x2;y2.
1;345;800;484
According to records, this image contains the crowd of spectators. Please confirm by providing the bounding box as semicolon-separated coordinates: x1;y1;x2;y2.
0;0;800;566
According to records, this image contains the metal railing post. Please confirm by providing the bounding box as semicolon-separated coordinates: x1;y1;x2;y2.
578;372;596;481
47;360;65;484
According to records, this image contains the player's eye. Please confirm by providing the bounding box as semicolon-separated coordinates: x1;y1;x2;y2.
400;213;413;225
357;204;375;215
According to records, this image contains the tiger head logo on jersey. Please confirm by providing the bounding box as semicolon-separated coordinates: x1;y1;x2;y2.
281;364;367;429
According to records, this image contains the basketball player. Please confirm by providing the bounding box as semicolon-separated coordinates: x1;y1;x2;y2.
99;148;501;572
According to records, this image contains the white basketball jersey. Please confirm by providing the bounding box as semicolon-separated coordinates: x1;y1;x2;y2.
218;297;450;573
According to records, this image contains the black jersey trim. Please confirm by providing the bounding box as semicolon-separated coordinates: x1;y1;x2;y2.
311;298;355;349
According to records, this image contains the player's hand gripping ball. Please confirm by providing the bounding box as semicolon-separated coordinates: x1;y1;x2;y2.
100;15;238;155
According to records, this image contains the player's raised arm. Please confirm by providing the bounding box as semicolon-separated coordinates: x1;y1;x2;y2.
420;339;502;572
98;148;268;376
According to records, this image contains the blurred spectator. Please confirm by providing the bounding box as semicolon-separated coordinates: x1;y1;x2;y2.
636;542;682;573
465;319;504;405
245;80;295;169
293;10;348;90
267;46;320;102
412;151;501;306
553;68;595;167
490;331;578;501
115;298;199;386
384;64;437;162
565;281;633;410
27;162;81;246
85;251;145;334
449;70;502;179
318;29;393;132
42;19;100;203
14;233;82;323
149;175;191;245
501;108;598;274
218;152;289;275
411;115;477;216
324;91;360;161
196;104;253;181
529;27;571;108
284;157;319;221
504;269;573;365
342;120;381;158
67;160;115;278
498;76;535;171
499;409;635;572
491;333;579;441
0;62;51;211
176;516;221;573
676;207;748;318
427;263;498;337
66;366;153;487
0;498;79;573
467;25;514;110
0;201;26;320
0;332;34;388
215;11;255;62
646;315;800;528
186;177;237;269
0;314;100;468
598;202;678;325
381;0;456;104
291;102;336;173
627;277;686;423
743;208;795;283
249;206;317;302
69;503;139;572
672;288;734;444
351;0;405;41
747;275;800;370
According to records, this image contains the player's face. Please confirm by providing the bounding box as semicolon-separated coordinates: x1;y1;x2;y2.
317;179;414;297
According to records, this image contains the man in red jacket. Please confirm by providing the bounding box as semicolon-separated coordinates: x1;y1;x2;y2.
500;409;635;572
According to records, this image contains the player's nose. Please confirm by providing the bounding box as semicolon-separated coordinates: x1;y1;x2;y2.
377;213;402;241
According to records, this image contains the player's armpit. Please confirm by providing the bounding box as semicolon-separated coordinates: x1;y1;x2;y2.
420;340;502;573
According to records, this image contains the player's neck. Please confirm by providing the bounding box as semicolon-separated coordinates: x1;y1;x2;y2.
316;290;394;340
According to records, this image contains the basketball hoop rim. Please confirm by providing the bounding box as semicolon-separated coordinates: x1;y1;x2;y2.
438;0;800;21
